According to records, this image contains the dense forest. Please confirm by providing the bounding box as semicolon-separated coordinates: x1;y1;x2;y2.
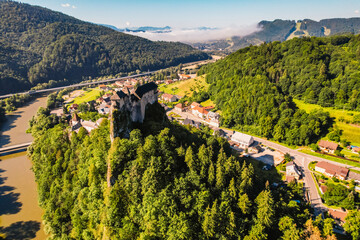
0;0;209;94
26;101;346;240
198;35;360;145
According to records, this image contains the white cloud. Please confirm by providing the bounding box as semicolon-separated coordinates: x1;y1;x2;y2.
126;24;260;43
72;5;77;9
61;3;71;8
355;10;359;14
126;21;131;27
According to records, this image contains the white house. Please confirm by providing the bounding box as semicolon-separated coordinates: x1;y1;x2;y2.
286;161;301;180
231;132;254;148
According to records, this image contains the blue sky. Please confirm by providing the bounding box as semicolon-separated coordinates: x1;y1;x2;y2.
18;0;360;28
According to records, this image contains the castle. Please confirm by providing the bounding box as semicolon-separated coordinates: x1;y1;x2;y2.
110;81;158;123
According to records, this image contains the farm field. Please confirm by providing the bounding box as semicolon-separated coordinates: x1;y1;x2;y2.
159;76;209;97
294;99;360;146
69;88;102;105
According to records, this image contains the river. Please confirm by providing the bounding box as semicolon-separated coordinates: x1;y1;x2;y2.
0;96;48;239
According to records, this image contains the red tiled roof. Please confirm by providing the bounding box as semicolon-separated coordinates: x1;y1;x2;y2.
319;140;338;150
193;106;209;115
191;102;201;107
316;161;349;177
162;93;174;99
175;103;184;109
328;209;347;222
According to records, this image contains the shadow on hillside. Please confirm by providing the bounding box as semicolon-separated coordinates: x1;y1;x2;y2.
0;221;40;240
0;168;22;215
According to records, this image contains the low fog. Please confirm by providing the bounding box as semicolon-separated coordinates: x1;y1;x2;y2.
125;24;261;43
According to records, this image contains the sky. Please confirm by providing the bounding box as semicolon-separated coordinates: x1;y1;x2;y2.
17;0;360;41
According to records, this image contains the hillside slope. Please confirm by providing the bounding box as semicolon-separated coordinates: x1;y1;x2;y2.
0;0;209;94
198;34;360;145
193;18;360;52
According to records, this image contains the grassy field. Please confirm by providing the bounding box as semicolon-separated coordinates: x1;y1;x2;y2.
200;99;215;107
294;99;360;146
71;88;102;105
159;76;209;97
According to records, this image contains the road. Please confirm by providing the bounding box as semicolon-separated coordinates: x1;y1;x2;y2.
0;71;157;99
169;107;359;216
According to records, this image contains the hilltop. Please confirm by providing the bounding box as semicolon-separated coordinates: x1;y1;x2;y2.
0;0;209;94
193;17;360;52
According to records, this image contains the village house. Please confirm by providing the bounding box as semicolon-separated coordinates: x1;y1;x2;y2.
315;161;349;180
183;118;201;128
99;84;111;91
115;81;124;87
192;105;209;119
286;161;301;181
178;74;191;80
165;80;174;85
97;103;111;115
231;132;254;149
70;113;104;133
352;147;360;154
318;140;338;154
110;82;158;123
213;128;227;138
161;93;178;102
328;209;347;225
207;111;220;127
69;103;78;112
190;102;201;109
174;103;186;112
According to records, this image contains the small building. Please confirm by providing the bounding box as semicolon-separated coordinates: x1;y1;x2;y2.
286;161;301;180
192;106;209;119
98;103;111;115
213;128;227;138
207;111;220;127
352;147;360;154
179;74;191;80
70;113;104;133
183;118;201;128
165;80;174;85
99;84;108;91
315;161;349;180
174;103;185;112
190;102;201;109
231;132;254;148
161;93;178;102
328;209;347;225
318;140;338;154
69;104;78;112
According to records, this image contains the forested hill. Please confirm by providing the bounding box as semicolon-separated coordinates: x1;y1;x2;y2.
198;34;360;145
0;0;209;94
28;102;338;239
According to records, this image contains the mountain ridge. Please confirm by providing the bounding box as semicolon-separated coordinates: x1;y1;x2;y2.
0;0;209;94
192;17;360;52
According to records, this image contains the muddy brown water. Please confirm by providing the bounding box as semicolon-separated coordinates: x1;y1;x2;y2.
0;96;48;239
0;96;47;148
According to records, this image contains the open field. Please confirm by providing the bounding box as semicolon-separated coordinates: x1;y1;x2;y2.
159;76;209;97
200;99;215;107
294;99;360;146
69;88;102;105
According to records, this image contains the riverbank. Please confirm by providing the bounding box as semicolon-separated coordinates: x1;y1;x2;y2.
0;153;46;239
0;96;47;148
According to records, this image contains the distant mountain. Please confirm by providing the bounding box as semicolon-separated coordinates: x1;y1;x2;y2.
99;24;172;33
192;18;360;52
0;1;209;94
